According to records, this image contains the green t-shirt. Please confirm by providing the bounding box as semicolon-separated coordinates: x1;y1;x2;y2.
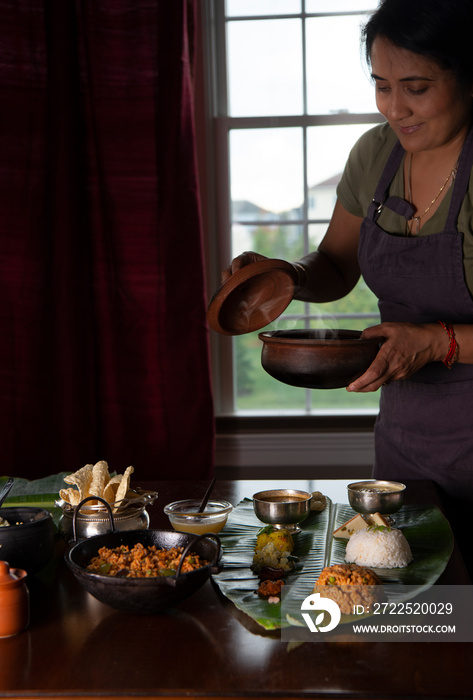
336;122;473;296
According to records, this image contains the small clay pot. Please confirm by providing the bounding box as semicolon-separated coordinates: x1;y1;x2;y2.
0;561;29;638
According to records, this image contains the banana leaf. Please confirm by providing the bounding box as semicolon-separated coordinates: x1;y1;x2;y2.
213;497;454;631
0;472;71;526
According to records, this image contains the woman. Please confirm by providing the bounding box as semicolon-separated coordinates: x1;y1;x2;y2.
223;0;473;573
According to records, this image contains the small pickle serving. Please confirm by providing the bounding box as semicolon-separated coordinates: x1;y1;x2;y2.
86;543;209;578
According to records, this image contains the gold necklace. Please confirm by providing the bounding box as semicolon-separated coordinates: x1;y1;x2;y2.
405;152;458;235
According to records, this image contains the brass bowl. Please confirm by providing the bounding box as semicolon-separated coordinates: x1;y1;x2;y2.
253;489;312;534
258;329;380;389
347;480;406;515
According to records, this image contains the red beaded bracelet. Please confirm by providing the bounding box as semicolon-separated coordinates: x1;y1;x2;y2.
438;321;459;369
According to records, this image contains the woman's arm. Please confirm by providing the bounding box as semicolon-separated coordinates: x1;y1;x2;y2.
222;199;363;296
293;199;363;302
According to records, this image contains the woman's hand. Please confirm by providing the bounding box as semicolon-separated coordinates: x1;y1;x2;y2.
221;251;268;283
346;322;448;392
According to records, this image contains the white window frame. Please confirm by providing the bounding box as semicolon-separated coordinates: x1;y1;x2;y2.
200;1;384;436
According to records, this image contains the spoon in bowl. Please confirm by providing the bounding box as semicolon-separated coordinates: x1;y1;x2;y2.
197;476;216;513
0;477;14;509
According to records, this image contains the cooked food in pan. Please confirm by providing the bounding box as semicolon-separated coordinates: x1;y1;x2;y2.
86;542;209;578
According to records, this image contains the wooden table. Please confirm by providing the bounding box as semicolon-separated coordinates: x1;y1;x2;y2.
1;478;472;699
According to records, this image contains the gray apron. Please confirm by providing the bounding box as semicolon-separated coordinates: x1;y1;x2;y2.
358;128;473;513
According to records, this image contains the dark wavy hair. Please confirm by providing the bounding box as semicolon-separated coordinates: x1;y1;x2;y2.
362;0;473;89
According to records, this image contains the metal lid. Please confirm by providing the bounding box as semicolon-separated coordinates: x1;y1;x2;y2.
207;259;296;335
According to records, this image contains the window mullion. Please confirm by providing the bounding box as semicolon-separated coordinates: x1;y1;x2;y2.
302;2;312;413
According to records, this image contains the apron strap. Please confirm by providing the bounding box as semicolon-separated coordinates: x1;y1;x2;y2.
367;139;415;222
445;125;473;231
368;126;473;229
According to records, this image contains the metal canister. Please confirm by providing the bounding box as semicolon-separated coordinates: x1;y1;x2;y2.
57;490;158;541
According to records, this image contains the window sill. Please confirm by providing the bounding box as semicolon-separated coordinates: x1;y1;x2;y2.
215;413;376;480
216;413;376;432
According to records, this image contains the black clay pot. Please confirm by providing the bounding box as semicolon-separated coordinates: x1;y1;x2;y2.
0;507;56;574
66;528;222;614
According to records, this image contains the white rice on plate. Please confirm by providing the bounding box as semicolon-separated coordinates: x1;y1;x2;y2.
345;527;412;568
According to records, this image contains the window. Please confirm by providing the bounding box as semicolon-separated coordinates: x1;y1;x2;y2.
203;0;383;416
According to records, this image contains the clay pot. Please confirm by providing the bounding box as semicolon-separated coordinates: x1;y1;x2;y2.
0;561;29;638
258;329;380;390
0;507;55;574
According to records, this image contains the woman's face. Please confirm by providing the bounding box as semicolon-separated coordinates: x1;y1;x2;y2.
370;36;473;153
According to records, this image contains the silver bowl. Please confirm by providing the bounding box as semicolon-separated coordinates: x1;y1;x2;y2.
253;489;312;534
347;480;406;515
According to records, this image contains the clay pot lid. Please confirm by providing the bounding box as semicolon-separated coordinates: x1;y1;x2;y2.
207;259;297;335
0;561;26;587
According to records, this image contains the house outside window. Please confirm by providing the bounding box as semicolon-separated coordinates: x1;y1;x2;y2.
202;0;384;419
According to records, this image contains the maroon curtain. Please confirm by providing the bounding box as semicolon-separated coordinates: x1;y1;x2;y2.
0;0;214;480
